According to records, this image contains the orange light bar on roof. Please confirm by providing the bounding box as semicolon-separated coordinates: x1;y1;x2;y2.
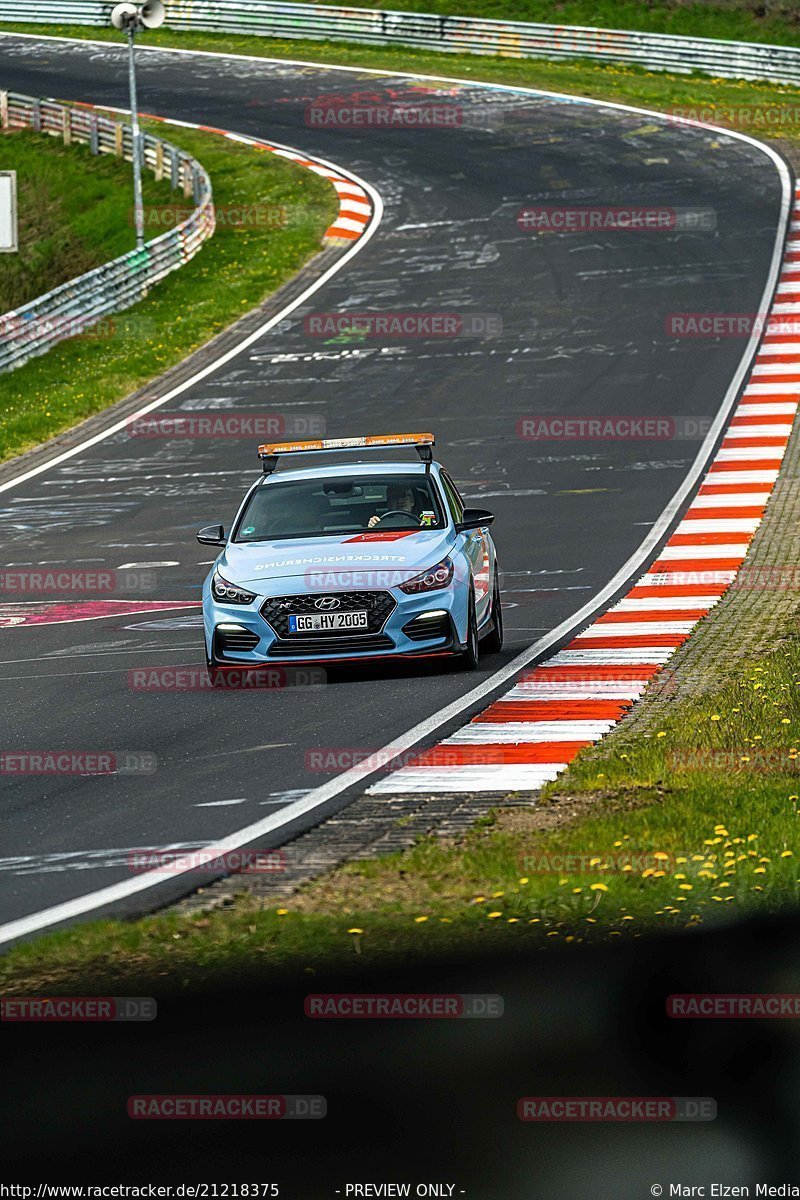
258;433;435;457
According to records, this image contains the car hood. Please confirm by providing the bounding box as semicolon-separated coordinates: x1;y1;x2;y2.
217;530;455;590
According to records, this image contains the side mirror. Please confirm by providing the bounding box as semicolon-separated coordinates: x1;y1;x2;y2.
456;508;495;533
197;524;226;546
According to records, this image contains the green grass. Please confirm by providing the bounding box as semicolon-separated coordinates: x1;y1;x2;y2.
0;117;337;462
0;128;180;310
3;637;800;995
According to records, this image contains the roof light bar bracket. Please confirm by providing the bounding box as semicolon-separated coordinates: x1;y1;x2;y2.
256;433;435;473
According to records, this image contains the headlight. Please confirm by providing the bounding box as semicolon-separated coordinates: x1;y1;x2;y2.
398;557;454;595
211;572;256;605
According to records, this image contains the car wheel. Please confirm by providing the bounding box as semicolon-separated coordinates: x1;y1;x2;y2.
480;570;504;653
455;589;480;671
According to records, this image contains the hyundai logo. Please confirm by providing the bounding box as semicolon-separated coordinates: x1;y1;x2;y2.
315;596;341;611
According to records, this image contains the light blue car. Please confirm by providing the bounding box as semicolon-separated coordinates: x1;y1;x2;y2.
197;434;502;678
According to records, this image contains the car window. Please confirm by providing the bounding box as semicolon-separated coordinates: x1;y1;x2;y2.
233;474;446;542
439;472;465;524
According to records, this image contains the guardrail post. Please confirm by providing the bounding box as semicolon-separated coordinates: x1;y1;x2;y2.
62;108;72;147
0;92;7;131
89;115;99;155
115;122;124;158
31;98;41;132
170;148;179;190
154;141;164;182
182;158;192;200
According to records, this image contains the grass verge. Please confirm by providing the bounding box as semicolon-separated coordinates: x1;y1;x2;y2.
0;126;179;310
3;635;799;995
0;116;337;462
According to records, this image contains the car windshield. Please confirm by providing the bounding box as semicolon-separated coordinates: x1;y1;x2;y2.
233;473;446;542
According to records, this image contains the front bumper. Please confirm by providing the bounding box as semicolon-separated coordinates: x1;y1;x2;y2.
203;580;469;665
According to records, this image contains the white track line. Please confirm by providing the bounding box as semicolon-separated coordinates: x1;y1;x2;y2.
0;35;791;945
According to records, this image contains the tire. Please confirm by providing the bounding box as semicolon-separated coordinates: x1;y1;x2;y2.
480;570;504;653
455;589;480;671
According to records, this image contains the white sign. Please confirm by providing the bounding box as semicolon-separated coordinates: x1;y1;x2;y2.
0;171;18;253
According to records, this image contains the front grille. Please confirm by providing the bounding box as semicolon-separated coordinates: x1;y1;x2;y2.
261;591;396;639
402;612;452;643
268;633;394;657
215;626;260;657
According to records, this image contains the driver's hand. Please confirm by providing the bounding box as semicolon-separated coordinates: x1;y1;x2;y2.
368;514;381;528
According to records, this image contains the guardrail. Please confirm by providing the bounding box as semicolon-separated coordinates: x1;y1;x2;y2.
0;91;214;374
0;1;799;87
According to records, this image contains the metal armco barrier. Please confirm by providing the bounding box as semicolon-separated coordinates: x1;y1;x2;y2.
0;91;214;374
0;1;799;86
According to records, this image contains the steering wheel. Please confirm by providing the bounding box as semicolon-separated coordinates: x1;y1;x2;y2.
373;510;421;529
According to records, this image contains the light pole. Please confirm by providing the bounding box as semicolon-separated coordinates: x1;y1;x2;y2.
111;1;165;251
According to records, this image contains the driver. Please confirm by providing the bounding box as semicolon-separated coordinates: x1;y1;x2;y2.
368;483;419;529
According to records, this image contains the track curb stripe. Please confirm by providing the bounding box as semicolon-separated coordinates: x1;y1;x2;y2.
369;183;800;794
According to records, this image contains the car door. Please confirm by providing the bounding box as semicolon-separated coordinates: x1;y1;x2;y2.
440;471;493;626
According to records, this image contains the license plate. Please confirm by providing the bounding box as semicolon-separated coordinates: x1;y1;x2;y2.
288;610;369;633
